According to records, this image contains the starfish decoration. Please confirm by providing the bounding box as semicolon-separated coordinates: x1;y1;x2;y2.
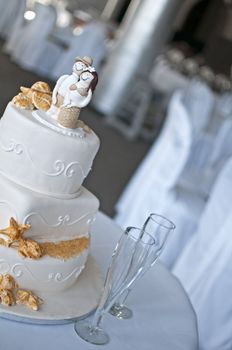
0;217;31;243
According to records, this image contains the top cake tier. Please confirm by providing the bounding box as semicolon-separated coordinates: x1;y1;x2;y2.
0;103;100;198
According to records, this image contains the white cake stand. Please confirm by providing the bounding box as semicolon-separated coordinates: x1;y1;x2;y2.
0;256;103;325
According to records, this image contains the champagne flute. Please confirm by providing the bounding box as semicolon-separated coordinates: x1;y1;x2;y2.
109;213;175;319
74;226;155;345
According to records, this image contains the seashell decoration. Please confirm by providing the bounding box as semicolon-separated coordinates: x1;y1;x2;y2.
0;273;43;310
30;81;51;94
0;289;15;306
12;92;34;110
12;81;52;111
18;238;42;260
0;273;18;290
32;91;52;111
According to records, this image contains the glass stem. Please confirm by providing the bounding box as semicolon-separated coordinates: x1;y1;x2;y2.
90;308;104;330
116;288;131;307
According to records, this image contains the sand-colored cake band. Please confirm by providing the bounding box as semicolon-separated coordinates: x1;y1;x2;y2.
41;236;89;260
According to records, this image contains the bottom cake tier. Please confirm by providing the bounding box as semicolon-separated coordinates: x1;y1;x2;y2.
0;245;88;292
0;255;104;323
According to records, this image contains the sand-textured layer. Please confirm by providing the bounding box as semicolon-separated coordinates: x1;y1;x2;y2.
41;236;89;260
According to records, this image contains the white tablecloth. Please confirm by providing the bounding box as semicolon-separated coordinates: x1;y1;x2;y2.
0;212;198;350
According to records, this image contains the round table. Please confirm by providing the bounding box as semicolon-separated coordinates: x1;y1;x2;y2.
0;212;198;350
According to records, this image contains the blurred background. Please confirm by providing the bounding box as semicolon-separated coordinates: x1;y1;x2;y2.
0;0;232;347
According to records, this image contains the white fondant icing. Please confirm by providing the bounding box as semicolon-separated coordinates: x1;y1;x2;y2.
0;200;18;220
0;103;100;196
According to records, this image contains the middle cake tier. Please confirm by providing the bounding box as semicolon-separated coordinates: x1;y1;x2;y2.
0;174;99;243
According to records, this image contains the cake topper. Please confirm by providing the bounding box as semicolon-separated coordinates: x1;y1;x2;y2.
51;56;98;129
11;56;98;133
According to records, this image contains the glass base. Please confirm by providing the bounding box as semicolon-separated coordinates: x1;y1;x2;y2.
109;304;133;319
74;320;110;345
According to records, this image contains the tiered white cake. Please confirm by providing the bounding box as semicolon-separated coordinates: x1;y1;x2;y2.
0;101;100;293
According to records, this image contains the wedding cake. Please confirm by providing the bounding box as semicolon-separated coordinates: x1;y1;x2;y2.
0;57;100;310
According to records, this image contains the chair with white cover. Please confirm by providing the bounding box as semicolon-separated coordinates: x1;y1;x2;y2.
12;3;57;71
115;91;192;229
33;25;73;77
0;0;23;39
29;1;73;78
115;88;213;268
159;99;232;268
172;156;232;349
51;20;108;79
3;0;26;55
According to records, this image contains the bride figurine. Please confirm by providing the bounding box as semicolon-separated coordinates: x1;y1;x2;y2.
57;68;98;129
63;69;97;108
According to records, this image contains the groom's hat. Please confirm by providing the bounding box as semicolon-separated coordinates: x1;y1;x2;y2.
75;56;93;66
